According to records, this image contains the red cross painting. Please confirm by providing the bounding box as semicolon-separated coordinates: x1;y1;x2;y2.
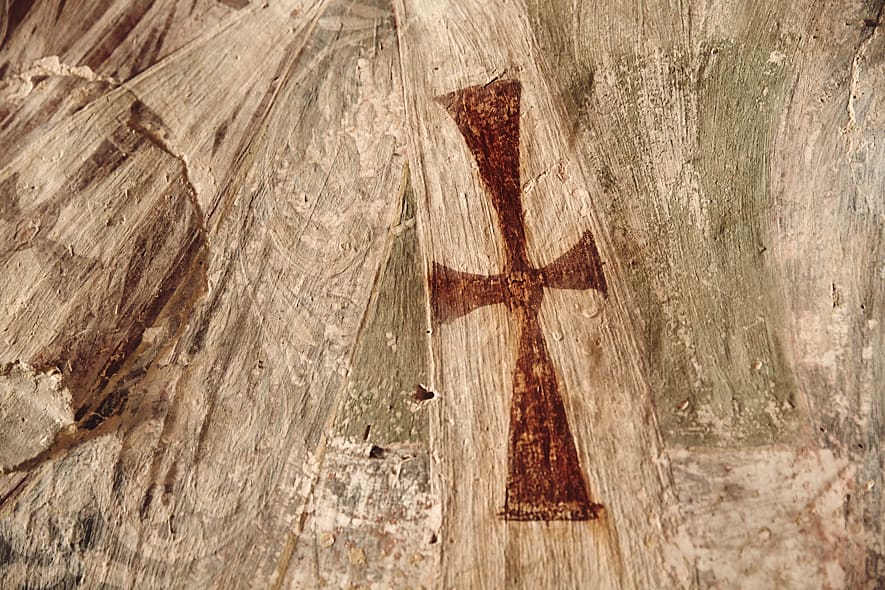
430;80;608;521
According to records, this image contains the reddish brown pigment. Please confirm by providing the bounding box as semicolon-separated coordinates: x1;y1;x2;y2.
431;80;606;521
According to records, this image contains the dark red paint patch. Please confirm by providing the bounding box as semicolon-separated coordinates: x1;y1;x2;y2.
432;80;606;521
1;101;208;472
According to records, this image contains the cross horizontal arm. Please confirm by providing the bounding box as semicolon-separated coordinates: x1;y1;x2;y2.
429;263;507;325
538;230;608;294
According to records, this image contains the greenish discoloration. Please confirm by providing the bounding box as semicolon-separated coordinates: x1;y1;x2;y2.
525;0;805;445
333;165;430;445
671;11;800;445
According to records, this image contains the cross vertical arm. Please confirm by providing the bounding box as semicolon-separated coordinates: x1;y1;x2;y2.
435;81;529;271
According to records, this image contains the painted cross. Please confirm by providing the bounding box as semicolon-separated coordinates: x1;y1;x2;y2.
430;79;607;521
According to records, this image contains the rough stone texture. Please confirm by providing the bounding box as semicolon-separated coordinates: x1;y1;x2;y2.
0;0;882;587
0;363;73;472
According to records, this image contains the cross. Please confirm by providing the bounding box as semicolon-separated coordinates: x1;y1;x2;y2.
430;79;607;521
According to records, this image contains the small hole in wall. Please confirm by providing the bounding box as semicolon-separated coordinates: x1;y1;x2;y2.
413;384;435;401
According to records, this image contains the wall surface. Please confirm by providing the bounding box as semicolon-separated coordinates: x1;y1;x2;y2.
0;0;882;588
